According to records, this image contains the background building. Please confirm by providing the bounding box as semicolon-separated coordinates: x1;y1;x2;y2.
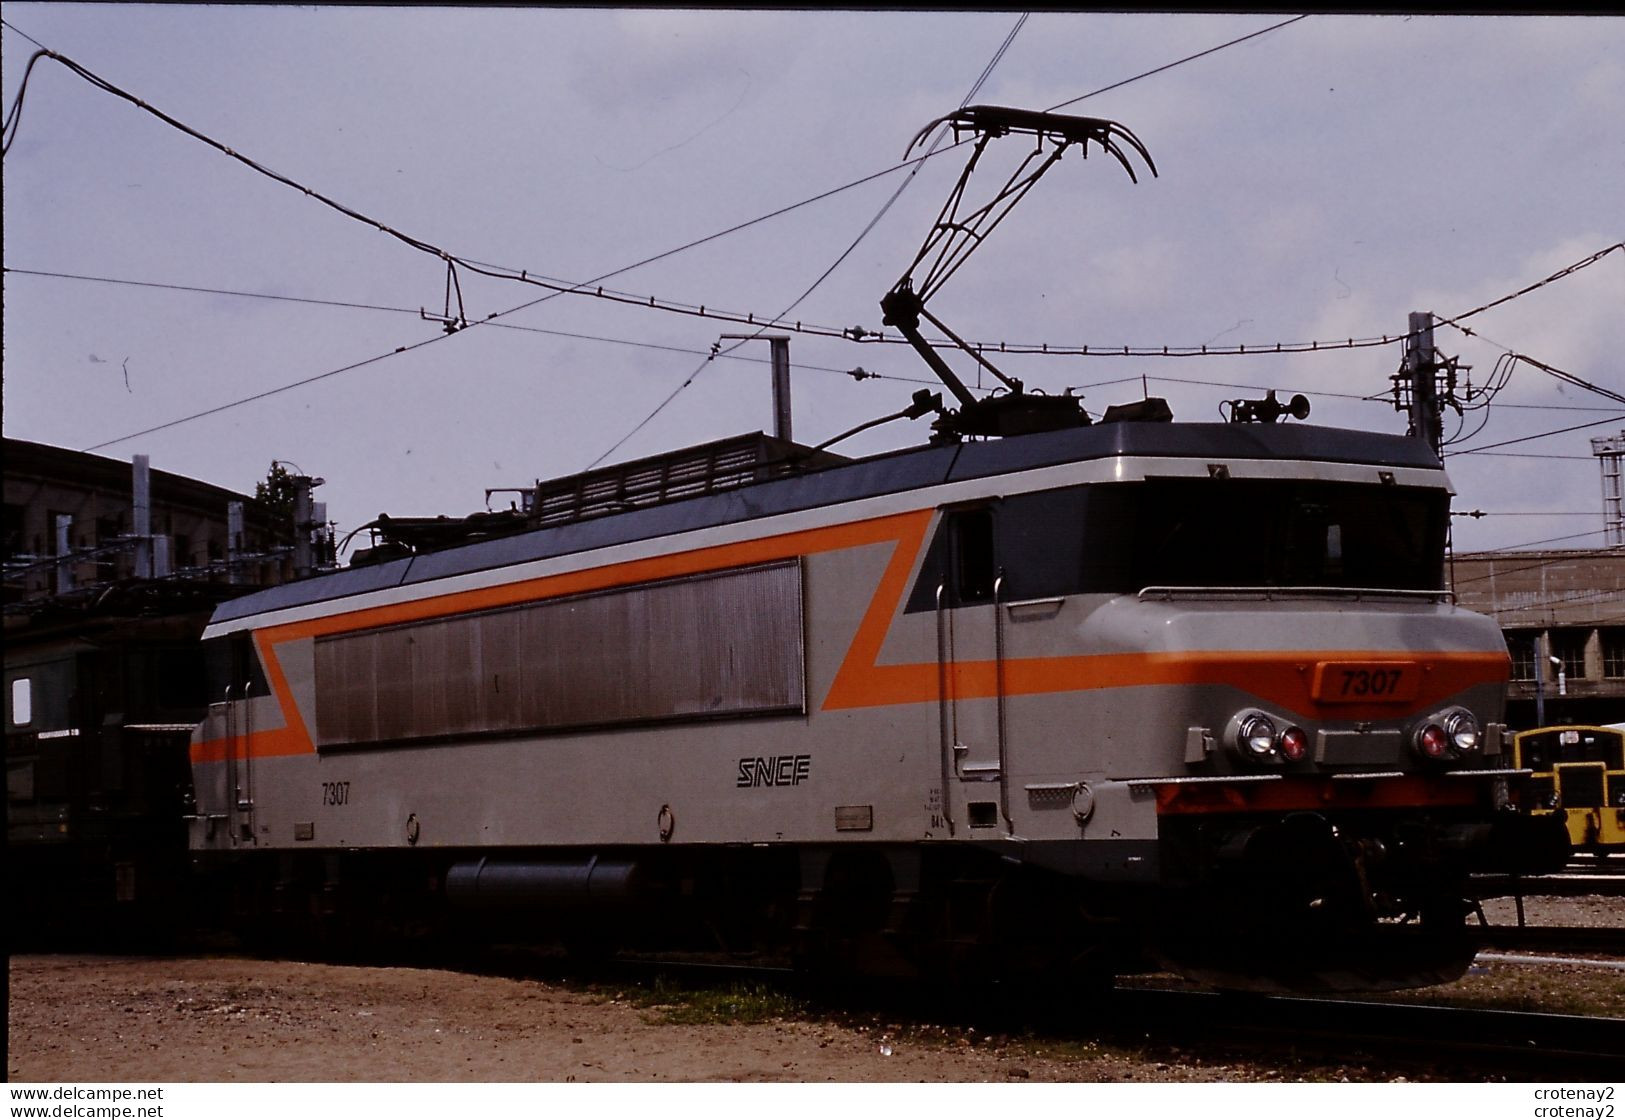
3;438;313;604
4;438;326;940
1452;548;1625;730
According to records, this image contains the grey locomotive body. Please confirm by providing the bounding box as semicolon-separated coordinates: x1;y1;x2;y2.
187;421;1563;990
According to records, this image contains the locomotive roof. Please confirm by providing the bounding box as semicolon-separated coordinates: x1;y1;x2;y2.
210;421;1444;626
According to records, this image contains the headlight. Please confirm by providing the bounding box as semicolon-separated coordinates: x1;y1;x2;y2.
1412;707;1484;762
1442;708;1481;755
1228;711;1279;764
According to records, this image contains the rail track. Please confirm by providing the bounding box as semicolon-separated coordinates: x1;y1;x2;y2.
1101;987;1625;1077
460;948;1625;1079
1468;856;1624;956
1473;925;1625;956
1472;866;1625;901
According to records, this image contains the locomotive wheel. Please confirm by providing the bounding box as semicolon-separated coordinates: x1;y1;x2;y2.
792;850;910;979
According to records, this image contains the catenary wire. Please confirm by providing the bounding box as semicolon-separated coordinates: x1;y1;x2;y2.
1435;244;1623;336
1044;15;1310;112
22;259;1621;454
1465;453;1597;460
4;18;1375;367
1453;549;1622;587
583;12;1033;467
10;21;1611;368
80;333;454;452
15;263;1623;412
0;27;957;339
1452;414;1625;456
2;266;940;385
0;16;46;48
10;22;1615;449
1485;586;1624;613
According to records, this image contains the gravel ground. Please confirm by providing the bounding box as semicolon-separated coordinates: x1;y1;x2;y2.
1477;893;1623;930
8;895;1621;1084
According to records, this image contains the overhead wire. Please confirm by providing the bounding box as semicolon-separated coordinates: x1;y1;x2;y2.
1486;586;1623;613
14;260;1620;458
584;11;1033;468
3;266;941;385
1452;414;1625;456
1;39;49;155
1;19;982;458
0;13;1502;383
1453;548;1622;588
8;18;1616;453
1502;352;1625;407
1044;14;1310;113
1454;528;1615;554
581;356;710;470
0;16;46;47
3;17;1342;370
1465;452;1596;460
1428;244;1625;420
80;333;454;452
447;241;1618;364
1435;243;1623;336
5;12;1603;363
0;25;959;337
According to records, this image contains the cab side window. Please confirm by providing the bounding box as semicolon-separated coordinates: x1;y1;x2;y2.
949;508;996;605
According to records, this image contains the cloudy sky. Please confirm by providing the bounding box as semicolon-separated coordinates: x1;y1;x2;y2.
4;8;1622;556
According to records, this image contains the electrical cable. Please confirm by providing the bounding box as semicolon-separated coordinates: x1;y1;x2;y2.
1436;243;1623;334
29;255;1625;417
1486;586;1624;613
0;16;46;47
1504;353;1625;407
18;17;1600;370
20;256;1622;454
0;33;951;349
1455;527;1615;554
582;11;1032;469
3;18;1356;369
1452;414;1625;456
1;43;48;155
1428;245;1625;415
10;20;1614;450
582;353;712;470
81;332;453;452
4;266;942;385
1452;548;1621;588
1044;15;1310;113
1465;452;1596;461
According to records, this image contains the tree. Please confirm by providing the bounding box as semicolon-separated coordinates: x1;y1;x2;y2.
255;461;297;522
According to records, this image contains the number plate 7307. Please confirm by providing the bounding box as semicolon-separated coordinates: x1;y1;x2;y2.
1311;662;1420;703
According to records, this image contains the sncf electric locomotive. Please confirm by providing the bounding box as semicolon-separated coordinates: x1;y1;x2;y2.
186;419;1566;991
184;106;1567;991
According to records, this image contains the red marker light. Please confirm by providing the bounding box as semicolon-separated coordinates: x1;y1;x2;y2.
1279;726;1308;763
1417;723;1450;760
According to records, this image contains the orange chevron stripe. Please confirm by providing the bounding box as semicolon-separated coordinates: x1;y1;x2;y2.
190;503;1509;765
824;647;1509;720
191;509;934;763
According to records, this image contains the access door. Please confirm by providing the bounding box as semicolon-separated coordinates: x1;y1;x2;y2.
933;506;1010;834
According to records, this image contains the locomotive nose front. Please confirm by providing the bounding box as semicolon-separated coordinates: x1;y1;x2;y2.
1081;590;1568;991
1089;588;1514;777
